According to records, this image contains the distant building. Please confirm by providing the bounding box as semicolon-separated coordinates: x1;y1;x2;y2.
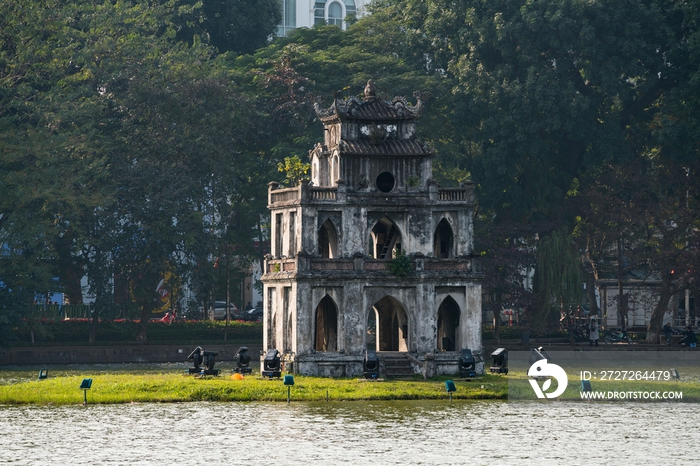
261;81;483;377
278;0;371;37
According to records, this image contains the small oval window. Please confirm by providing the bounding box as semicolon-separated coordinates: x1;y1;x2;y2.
376;172;395;193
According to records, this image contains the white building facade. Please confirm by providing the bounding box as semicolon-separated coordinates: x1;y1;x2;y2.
278;0;371;36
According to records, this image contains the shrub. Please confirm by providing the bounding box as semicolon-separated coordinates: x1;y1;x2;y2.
13;319;263;345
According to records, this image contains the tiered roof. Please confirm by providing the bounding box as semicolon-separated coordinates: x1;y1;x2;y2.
313;80;427;123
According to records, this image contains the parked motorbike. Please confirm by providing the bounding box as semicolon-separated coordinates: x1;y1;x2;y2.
567;322;589;343
603;327;633;344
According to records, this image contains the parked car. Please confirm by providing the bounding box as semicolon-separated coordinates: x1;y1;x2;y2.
242;306;263;322
200;301;239;320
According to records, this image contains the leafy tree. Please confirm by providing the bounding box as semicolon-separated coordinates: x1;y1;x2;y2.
176;0;282;55
531;230;584;327
0;0;273;343
368;0;696;322
277;155;310;186
418;0;684;224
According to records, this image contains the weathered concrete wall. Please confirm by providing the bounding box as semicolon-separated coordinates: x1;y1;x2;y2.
262;85;482;378
264;269;483;377
0;344;262;366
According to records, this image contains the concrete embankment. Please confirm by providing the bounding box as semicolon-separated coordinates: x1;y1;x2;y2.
0;343;263;366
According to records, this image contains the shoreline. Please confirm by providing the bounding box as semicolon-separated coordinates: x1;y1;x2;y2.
2;367;698;405
3;340;696;366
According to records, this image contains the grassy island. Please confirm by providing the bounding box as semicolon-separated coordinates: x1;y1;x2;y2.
0;372;508;405
3;367;698;405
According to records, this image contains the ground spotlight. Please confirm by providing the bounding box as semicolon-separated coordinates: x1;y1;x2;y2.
363;349;379;379
234;346;252;374
262;349;281;378
187;346;220;376
489;348;508;374
458;349;476;378
528;346;552;365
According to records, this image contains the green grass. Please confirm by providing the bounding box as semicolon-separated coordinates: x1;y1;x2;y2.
0;373;509;405
5;367;697;406
506;369;700;402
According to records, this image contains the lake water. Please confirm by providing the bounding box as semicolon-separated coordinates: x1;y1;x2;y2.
1;400;698;465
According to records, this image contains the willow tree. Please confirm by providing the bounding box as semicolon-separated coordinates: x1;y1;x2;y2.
532;230;584;328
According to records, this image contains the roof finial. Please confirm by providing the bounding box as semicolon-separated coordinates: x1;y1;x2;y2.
364;79;376;100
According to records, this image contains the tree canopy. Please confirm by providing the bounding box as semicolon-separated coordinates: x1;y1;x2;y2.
1;0;699;344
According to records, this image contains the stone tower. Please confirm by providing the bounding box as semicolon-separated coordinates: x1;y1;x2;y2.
261;81;482;377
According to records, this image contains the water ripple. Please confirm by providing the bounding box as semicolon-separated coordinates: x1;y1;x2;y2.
0;401;696;465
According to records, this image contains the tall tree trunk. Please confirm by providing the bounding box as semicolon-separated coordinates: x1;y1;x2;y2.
491;292;501;343
647;288;673;343
616;238;628;328
136;302;152;343
89;307;99;344
55;233;84;304
586;272;599;316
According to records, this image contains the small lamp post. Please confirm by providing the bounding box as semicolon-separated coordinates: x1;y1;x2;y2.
284;375;295;403
445;380;456;402
80;378;93;405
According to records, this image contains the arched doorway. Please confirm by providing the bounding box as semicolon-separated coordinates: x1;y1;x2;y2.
370;216;402;259
318;219;338;258
433;218;454;258
315;295;338;352
437;296;460;351
367;296;408;351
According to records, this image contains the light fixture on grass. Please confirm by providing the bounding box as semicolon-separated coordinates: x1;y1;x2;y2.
458;349;476;378
80;378;93;405
489;348;508;374
262;349;281;378
363;349;379;379
234;346;252;374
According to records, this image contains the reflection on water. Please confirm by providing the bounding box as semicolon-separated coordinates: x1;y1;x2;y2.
1;400;697;465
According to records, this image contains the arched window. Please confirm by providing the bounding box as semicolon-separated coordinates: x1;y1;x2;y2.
367;296;409;352
315;295;338;352
437;297;460;351
328;1;343;26
314;0;357;29
318;219;338;258
433;218;455;258
370;216;402;259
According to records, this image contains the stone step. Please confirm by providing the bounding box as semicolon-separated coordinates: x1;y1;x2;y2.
378;353;415;378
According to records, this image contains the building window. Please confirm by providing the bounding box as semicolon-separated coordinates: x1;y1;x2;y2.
315;295;338;352
275;213;283;257
328;1;343;26
314;0;357;29
343;0;357;19
277;0;297;37
376;172;395;193
433;218;455;258
318;219;338;258
314;1;326;25
288;211;297;257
